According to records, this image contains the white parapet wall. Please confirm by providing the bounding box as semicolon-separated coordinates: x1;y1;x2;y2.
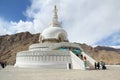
70;51;86;70
82;52;96;66
15;51;71;69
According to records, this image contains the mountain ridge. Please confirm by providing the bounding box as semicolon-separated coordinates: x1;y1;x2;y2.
0;32;120;65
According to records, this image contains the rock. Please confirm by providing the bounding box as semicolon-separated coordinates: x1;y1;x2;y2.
0;32;120;65
0;32;39;64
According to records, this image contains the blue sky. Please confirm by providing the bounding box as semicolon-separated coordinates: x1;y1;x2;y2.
95;31;120;46
0;0;31;21
0;0;120;46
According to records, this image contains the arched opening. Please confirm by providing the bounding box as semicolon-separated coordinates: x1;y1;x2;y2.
58;33;65;42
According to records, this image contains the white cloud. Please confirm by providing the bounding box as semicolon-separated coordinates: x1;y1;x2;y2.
57;0;120;45
0;18;11;35
0;0;120;45
10;20;34;33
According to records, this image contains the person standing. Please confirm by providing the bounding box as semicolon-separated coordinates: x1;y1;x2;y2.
97;62;100;69
83;56;87;67
94;62;97;69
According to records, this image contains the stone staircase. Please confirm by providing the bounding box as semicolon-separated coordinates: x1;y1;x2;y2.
70;51;96;70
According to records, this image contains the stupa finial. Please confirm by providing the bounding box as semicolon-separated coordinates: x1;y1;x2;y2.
49;4;61;27
53;5;58;20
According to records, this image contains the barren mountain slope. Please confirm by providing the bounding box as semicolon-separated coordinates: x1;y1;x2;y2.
0;32;120;65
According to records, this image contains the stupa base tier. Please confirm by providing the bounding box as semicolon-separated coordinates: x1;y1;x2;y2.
15;62;70;69
15;51;71;69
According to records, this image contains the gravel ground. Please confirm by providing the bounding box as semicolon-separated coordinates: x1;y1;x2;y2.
0;65;120;80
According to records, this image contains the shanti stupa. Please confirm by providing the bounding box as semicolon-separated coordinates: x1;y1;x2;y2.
15;5;96;70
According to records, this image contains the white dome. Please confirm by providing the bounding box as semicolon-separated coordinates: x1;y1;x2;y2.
41;27;68;41
39;5;68;43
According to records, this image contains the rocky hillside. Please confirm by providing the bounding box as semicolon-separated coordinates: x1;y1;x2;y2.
0;32;39;64
79;44;120;65
0;32;120;65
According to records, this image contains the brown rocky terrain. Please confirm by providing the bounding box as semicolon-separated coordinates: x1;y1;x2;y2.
79;44;120;64
0;32;120;65
0;32;39;64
